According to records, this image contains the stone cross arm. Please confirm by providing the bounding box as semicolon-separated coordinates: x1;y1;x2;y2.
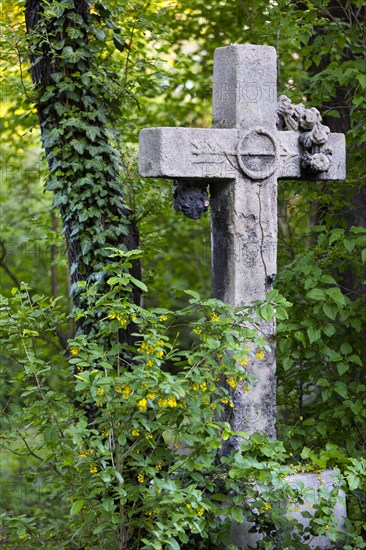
139;126;345;182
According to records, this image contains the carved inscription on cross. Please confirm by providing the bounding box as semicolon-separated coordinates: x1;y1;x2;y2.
139;45;345;443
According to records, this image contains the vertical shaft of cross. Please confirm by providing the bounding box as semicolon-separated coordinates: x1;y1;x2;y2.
210;46;278;445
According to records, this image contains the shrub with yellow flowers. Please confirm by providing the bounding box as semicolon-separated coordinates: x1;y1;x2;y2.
2;269;353;549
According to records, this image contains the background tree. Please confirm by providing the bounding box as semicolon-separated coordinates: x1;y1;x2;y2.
0;0;365;547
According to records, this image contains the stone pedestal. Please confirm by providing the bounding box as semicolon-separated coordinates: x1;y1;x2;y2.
231;469;346;549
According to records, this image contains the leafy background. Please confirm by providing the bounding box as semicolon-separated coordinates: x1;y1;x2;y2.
0;0;365;548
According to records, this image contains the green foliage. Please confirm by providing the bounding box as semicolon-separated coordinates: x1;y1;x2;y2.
1;278;358;548
0;0;365;548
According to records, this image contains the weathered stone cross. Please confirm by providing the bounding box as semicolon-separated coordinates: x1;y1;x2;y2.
139;45;345;443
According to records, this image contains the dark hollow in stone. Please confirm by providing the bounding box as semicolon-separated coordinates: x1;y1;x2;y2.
173;179;209;220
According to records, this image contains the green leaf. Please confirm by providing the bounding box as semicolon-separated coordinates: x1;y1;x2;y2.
307;327;321;344
259;303;274;321
130;277;148;292
70;499;85;515
349;354;362;366
356;74;366;89
86;126;100;142
62;46;87;63
94;28;106;41
306;288;325;300
282;357;293;371
340;342;352;355
323;302;337;320
325;109;341;118
231;508;244;523
113;34;127;52
102;498;115;512
347;473;359;491
337;363;349;376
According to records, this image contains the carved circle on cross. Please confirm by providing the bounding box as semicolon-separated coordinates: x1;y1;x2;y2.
237;128;278;181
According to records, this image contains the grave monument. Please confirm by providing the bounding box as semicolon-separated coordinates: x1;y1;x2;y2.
139;44;346;549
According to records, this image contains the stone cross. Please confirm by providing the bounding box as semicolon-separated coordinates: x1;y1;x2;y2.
139;45;345;444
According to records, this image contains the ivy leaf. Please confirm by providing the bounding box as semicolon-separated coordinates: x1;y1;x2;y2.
94;28;106;41
71;140;85;155
86;126;100;142
62;46;87;63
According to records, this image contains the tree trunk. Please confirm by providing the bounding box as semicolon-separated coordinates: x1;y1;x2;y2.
25;0;141;336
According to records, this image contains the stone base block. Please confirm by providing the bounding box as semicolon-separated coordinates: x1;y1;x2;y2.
231;469;346;549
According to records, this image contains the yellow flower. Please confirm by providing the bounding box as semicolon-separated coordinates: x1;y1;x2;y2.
137;398;148;411
131;313;138;322
96;401;104;407
146;360;154;368
159;315;168;321
147;392;156;400
186;503;192;509
117;316;128;329
90;465;98;474
156;340;164;346
108;312;117;319
155;460;163;471
325;525;329;530
131;428;140;437
70;347;79;356
122;385;133;397
210;312;220;323
240;357;249;366
197;506;205;516
200;382;207;392
220;398;229;405
255;350;265;360
102;430;109;437
146;433;153;440
211;402;217;410
192;382;199;391
137;473;144;483
18;535;27;540
226;377;237;389
264;503;272;510
193;327;202;335
158;397;167;407
79;451;87;458
156;351;164;358
167;396;177;407
243;385;251;392
97;388;105;397
115;386;122;393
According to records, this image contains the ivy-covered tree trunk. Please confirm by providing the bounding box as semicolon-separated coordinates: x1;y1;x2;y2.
25;0;141;336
